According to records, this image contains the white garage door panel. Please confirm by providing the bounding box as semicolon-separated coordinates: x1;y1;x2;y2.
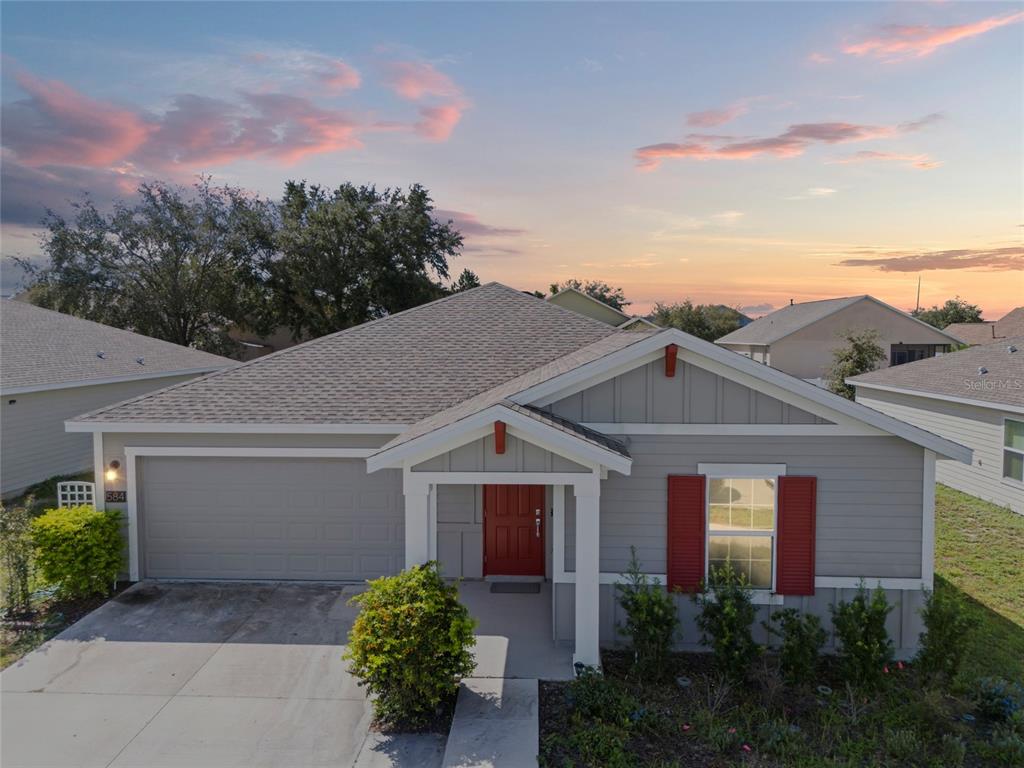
140;457;404;580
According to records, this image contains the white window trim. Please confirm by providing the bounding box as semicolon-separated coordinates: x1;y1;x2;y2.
1002;417;1024;488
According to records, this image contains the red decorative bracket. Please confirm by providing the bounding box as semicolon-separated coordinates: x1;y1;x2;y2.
664;344;678;377
494;421;507;454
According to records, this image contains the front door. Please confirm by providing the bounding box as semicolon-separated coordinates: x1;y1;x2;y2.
483;485;545;576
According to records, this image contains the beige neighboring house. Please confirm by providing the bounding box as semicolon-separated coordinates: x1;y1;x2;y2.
1;301;233;497
850;339;1024;515
716;295;962;381
945;307;1024;347
547;287;657;330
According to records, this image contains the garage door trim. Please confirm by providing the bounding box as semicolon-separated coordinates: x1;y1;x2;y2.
121;447;377;581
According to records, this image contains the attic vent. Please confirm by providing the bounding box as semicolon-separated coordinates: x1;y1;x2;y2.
978;367;988;375
1008;345;1018;354
136;357;146;365
96;351;106;359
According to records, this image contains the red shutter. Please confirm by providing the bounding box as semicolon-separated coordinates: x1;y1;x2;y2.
667;475;705;592
776;476;817;595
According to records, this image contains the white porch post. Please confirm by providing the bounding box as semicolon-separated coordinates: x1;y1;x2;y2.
403;472;431;568
573;476;601;668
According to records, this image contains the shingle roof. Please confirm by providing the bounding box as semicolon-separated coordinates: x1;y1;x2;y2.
0;300;232;393
716;296;866;345
945;308;1024;347
73;283;620;425
509;403;629;457
849;337;1024;409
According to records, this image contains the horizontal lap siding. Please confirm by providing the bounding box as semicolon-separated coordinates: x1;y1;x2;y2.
567;435;924;579
857;390;1022;514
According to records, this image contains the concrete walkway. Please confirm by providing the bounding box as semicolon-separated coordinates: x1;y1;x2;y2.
442;678;539;768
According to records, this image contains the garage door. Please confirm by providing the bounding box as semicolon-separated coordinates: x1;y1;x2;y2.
139;457;404;580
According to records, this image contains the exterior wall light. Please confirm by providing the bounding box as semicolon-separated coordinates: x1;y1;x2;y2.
105;460;121;483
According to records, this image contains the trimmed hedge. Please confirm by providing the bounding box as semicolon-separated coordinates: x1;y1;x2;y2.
30;505;123;599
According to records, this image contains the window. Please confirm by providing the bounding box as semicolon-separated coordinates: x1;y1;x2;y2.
1005;419;1024;483
707;476;776;589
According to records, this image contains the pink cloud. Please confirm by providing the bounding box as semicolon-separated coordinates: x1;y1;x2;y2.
843;11;1024;62
838;246;1023;272
635;114;942;170
319;60;361;92
4;70;152;167
830;150;942;170
415;103;466;142
807;52;833;65
433;209;525;237
384;60;469;141
687;103;748;128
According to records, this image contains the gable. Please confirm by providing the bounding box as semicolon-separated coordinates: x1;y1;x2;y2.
547;290;630;326
411;432;590;473
783;297;956;346
545;358;830;425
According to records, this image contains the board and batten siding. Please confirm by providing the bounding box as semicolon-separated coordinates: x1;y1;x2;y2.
857;388;1022;514
547;359;829;425
411;433;589;473
1;375;196;496
563;435;925;579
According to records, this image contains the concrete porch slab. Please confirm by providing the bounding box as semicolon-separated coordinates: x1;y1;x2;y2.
441;678;539;768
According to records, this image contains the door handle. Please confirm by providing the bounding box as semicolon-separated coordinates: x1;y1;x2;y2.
535;518;541;538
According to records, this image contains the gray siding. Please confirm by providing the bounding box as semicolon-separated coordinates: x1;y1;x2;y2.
553;583;926;656
565;435;924;579
858;389;1022;514
1;375;196;496
548;360;828;424
412;433;588;473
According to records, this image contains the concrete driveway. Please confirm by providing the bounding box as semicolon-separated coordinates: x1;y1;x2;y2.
0;582;445;768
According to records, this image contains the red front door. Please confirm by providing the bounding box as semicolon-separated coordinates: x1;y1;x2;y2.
483;485;545;576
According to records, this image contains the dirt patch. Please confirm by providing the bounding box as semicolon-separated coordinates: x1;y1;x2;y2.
114;584;165;605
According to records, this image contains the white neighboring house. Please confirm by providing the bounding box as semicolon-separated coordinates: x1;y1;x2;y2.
850;338;1024;514
716;295;963;382
1;300;232;497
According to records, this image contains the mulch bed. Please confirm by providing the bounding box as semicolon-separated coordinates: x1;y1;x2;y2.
370;689;460;736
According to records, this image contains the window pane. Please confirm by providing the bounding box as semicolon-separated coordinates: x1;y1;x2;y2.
1006;420;1024;451
709;479;732;504
751;506;774;530
751;478;775;506
1005;450;1024;482
708;535;772;589
709;504;731;528
708;476;775;531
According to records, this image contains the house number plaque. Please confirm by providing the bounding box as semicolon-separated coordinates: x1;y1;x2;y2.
105;490;127;503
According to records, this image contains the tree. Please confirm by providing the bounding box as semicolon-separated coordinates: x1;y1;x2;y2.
22;180;275;355
650;300;745;341
264;182;462;340
826;329;886;399
549;279;630;310
450;268;481;293
912;297;983;329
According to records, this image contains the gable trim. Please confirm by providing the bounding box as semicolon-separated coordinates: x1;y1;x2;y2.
580;423;879;436
851;380;1024;416
3;366;227;396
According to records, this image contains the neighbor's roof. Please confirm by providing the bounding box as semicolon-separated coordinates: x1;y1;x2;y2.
71;283;619;425
945;308;1024;347
716;295;961;346
849;337;1024;411
0;300;232;394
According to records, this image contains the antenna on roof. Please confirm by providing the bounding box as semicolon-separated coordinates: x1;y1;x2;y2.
789;298;794;306
914;276;921;314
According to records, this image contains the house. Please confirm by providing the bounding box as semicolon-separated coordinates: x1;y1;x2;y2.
850;338;1024;515
716;295;962;381
0;301;233;497
944;307;1024;347
65;283;970;666
547;287;658;330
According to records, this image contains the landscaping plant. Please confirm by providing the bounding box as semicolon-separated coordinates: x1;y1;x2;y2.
29;505;122;599
343;562;475;729
693;562;760;682
0;504;33;616
762;607;826;685
829;582;894;690
915;586;978;686
614;547;679;680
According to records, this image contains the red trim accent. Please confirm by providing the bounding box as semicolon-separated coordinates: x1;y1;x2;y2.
494;421;506;454
776;476;817;596
664;344;678;377
667;475;705;592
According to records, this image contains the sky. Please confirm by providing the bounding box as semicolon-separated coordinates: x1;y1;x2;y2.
1;1;1022;318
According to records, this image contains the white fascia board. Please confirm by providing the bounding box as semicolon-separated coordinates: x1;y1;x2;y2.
581;423;877;436
513;328;973;463
65;421;408;434
366;404;632;475
851;380;1024;416
1;366;227;396
124;446;375;459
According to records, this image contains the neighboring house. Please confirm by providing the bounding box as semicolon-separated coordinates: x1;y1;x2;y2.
850;338;1024;515
945;307;1024;347
716;295;962;381
0;301;233;497
547;287;658;330
66;283;969;666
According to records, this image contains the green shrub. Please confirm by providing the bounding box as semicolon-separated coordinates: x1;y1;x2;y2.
693;562;761;682
829;583;893;689
763;608;826;685
343;562;475;728
937;733;966;768
566;722;630;768
614;548;678;680
915;587;978;686
567;667;639;727
0;503;34;615
29;505;122;599
978;728;1024;766
884;727;922;763
973;677;1024;722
